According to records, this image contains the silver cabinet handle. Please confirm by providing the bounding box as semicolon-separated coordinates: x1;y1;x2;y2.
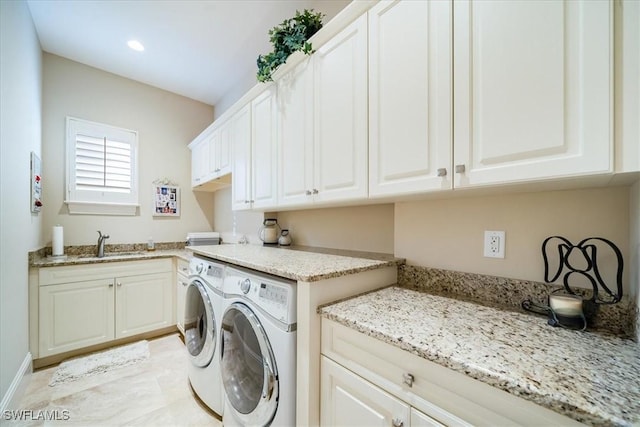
117;282;122;287
312;188;319;194
180;281;188;287
109;283;114;287
455;164;466;173
181;267;188;273
402;373;414;387
437;168;447;177
244;200;250;204
305;190;312;196
392;418;404;427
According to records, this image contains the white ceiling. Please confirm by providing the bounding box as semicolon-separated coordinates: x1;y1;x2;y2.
26;0;350;107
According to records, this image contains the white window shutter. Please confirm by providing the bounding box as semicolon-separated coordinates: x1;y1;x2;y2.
66;117;139;215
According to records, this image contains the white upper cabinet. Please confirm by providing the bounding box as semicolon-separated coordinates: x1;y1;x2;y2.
277;14;368;208
251;85;278;209
189;121;232;192
616;0;640;173
369;0;453;197
231;103;252;210
314;14;368;204
190;136;211;187
453;0;613;187
278;58;314;207
215;120;232;176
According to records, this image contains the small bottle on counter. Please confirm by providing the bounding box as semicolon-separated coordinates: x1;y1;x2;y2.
147;237;155;251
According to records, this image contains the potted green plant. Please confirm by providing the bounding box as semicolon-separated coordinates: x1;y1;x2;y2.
256;9;325;83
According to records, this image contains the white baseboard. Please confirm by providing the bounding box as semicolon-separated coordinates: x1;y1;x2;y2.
0;352;32;413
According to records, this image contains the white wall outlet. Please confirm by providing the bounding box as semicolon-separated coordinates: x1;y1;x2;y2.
484;230;506;258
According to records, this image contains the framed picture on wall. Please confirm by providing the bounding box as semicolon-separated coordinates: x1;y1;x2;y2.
153;185;180;217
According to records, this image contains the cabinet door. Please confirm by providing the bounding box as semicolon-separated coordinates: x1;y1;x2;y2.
411;408;445;427
39;280;114;357
453;0;612;187
231;104;252;210
208;127;222;176
176;272;188;335
217;119;232;176
278;58;315;207
369;0;452;197
251;86;278;209
190;138;211;187
314;14;368;203
321;356;410;427
115;272;172;339
175;258;189;335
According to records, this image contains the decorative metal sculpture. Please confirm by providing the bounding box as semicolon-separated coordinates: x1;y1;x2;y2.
541;236;624;305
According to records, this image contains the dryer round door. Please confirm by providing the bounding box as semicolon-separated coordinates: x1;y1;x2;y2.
184;279;216;367
221;302;278;426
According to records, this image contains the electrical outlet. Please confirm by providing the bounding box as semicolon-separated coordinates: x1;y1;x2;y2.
484;231;505;258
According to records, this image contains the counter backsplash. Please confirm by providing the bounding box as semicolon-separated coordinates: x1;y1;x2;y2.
398;264;638;339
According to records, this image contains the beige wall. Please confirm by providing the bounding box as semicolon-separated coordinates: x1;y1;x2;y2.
395;187;631;293
274;204;395;253
42;54;215;246
213;187;264;243
0;0;43;403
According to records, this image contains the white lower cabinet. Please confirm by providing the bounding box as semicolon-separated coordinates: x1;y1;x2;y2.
38;259;173;358
175;258;189;335
321;318;583;427
322;356;442;427
39;279;115;357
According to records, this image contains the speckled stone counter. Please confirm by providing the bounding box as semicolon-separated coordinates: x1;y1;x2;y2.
30;248;191;267
320;286;640;426
188;244;403;282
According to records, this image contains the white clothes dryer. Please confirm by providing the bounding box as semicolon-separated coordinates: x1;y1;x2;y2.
184;255;225;415
220;266;297;427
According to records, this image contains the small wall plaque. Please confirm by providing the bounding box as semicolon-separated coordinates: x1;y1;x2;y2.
31;152;42;213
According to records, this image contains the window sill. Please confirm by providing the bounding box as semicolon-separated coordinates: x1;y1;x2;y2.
65;201;139;216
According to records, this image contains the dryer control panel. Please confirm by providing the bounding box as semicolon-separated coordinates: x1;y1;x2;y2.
259;282;288;305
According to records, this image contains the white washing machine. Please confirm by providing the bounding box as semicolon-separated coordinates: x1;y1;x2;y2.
220;266;297;427
184;255;225;416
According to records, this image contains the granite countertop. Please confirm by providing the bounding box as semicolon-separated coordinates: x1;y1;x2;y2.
30;249;191;267
320;286;640;426
187;244;404;282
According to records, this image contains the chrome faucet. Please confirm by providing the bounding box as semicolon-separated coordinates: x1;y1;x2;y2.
97;231;109;257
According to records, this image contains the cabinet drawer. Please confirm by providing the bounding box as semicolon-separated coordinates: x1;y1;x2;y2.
321;319;582;426
39;258;173;286
176;258;189;277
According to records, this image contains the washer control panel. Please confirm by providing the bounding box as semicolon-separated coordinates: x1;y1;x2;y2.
190;256;225;290
224;267;296;325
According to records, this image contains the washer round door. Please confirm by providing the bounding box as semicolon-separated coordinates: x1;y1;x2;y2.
184;279;216;367
221;302;278;426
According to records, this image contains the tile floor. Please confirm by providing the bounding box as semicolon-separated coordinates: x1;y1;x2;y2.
7;334;222;426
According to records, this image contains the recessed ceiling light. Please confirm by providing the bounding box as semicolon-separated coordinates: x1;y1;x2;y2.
127;40;144;52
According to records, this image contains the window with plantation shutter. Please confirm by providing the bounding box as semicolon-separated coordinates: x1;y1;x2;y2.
65;117;139;215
